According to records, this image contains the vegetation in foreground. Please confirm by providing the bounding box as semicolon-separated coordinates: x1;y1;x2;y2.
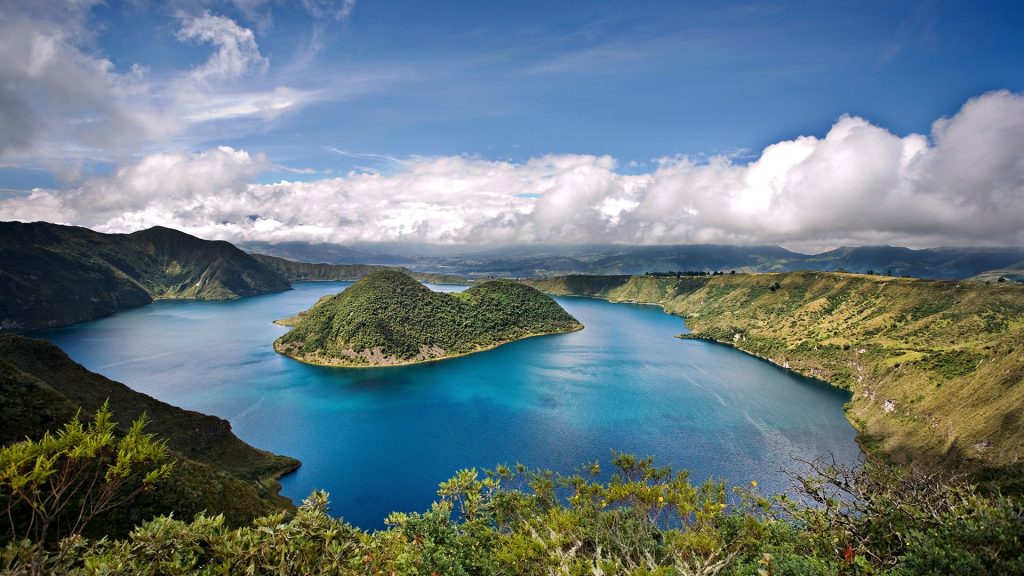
2;408;1021;576
524;272;1024;488
0;335;298;535
275;270;582;367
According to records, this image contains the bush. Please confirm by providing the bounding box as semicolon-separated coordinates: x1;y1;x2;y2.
1;404;171;573
3;446;1021;575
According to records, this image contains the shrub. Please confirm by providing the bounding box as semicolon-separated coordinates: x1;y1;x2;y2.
0;404;171;573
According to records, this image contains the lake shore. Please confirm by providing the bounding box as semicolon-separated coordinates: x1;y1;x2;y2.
273;323;585;368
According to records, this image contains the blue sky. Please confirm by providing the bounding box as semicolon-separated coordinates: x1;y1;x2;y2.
1;0;1023;249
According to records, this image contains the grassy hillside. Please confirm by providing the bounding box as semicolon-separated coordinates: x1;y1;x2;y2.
0;221;290;331
251;253;467;284
275;270;581;366
0;335;299;534
525;273;1024;485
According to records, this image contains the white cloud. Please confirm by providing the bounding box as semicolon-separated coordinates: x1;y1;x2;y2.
300;0;357;21
0;0;172;162
0;2;343;166
4;90;1024;250
177;11;269;82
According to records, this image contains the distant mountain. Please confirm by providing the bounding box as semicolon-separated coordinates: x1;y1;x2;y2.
244;241;1024;279
0;334;298;536
800;246;1024;279
0;222;291;331
274;270;581;367
970;269;1024;283
251;254;467;285
243;242;806;278
240;240;414;266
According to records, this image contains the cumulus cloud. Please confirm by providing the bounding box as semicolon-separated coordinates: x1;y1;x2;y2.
4;90;1024;250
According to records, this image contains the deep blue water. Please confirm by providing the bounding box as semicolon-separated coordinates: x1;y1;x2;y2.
37;282;860;529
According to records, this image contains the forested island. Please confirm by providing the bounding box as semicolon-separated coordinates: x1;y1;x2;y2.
274;270;582;367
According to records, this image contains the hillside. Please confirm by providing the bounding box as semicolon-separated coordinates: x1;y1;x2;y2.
525;273;1024;486
970;268;1024;283
251;253;467;284
0;221;291;331
275;270;582;367
0;334;299;535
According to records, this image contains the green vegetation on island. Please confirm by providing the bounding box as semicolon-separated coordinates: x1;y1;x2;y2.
0;222;291;331
275;270;582;367
0;335;299;538
524;272;1024;488
251;253;468;285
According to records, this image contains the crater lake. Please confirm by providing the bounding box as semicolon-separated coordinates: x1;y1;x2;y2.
36;281;860;529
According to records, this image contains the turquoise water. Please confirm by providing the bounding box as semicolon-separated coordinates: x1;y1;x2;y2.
37;282;860;529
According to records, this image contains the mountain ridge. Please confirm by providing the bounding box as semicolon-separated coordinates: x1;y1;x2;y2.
251;253;467;284
0;221;291;331
243;240;1024;280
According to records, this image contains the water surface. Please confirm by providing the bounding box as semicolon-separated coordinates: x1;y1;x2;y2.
38;282;860;529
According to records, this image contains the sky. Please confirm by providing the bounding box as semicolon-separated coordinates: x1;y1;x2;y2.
1;0;1023;252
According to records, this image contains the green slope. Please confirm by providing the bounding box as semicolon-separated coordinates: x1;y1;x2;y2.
970;268;1024;283
0;335;299;534
251;253;468;284
275;270;582;367
525;272;1024;485
0;221;291;331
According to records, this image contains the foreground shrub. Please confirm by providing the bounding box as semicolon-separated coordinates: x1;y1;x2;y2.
3;437;1021;575
1;404;171;575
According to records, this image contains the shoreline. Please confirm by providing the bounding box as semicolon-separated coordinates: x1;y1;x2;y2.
284;277;472;287
546;291;869;445
258;458;303;507
273;323;585;369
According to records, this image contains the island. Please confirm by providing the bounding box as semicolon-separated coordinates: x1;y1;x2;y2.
274;270;583;367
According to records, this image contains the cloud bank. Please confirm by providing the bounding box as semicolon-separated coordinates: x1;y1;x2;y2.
3;90;1024;251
